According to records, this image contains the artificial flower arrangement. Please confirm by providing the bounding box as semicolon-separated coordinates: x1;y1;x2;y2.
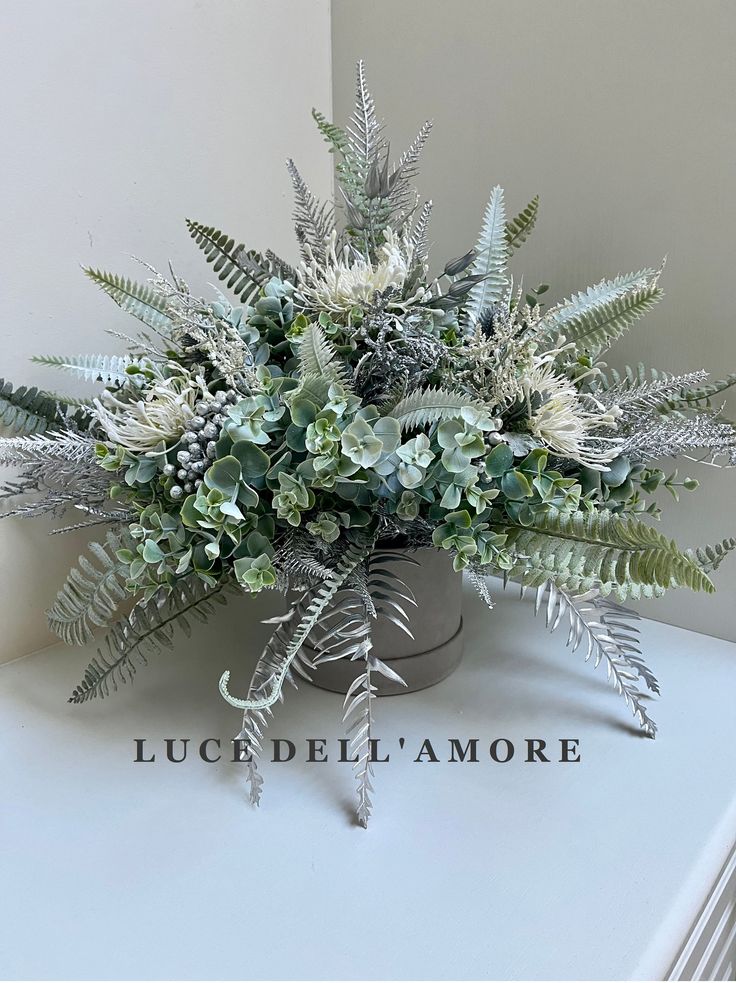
1;63;734;826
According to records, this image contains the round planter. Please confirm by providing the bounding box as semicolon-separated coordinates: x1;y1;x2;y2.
306;547;464;696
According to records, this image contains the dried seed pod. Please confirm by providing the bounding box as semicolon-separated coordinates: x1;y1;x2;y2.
443;249;475;278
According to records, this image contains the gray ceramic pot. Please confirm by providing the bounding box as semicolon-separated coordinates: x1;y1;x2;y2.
306;547;464;696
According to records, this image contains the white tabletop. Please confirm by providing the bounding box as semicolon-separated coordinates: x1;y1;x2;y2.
1;578;735;981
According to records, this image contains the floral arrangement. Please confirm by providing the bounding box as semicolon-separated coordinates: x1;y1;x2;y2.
2;63;734;826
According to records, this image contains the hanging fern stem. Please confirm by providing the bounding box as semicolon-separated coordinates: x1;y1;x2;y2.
219;538;375;711
343;649;376;828
529;580;659;737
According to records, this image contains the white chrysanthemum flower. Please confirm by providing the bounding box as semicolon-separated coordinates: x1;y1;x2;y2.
296;228;428;312
93;374;197;454
522;359;622;470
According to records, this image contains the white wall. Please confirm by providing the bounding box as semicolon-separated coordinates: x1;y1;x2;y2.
0;0;333;662
332;0;736;641
3;0;734;660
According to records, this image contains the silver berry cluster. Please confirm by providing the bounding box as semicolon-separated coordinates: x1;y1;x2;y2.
162;390;239;499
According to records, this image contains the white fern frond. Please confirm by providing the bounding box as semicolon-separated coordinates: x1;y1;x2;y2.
465;185;508;322
297;322;345;381
343;665;376;828
31;354;142;386
387;386;488;431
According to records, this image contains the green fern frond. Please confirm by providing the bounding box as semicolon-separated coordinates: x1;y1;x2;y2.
47;529;137;646
687;537;736;575
68;576;234;703
31;354;141;387
500;510;714;600
537;268;662;353
505;195;539;250
387;386;487;431
312;108;349;154
660;372;736;413
0;378;63;435
465;185;509;322
185;220;270;305
39;392;95;410
83;268;172;331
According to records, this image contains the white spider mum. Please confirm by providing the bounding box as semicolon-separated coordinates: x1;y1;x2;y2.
93;374;198;454
523;359;622;470
296;228;428;312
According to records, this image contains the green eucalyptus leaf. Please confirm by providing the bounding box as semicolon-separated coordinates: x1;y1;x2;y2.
142;539;165;563
205;456;241;496
231;440;270;480
485;443;514;477
290;397;317;427
501;469;533;500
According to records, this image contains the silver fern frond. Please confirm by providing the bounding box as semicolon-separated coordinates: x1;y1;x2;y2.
222;540;375;804
232;592;317;805
388;120;433;214
621;411;736;465
532;580;659;737
220;540;374;712
410;200;433;262
596;369;709;417
286;158;335;262
346;59;385;177
467;566;495;610
0;429;95;466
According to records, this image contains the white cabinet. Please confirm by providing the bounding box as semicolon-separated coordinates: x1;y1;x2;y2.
2;580;735;979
